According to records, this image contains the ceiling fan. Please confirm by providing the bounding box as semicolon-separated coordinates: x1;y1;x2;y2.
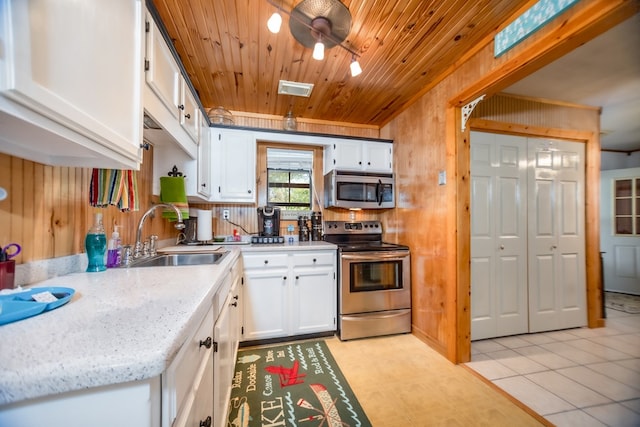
267;0;362;76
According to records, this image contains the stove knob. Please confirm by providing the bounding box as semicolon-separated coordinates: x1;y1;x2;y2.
375;224;379;228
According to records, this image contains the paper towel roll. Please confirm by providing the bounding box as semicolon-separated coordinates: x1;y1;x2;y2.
197;209;213;242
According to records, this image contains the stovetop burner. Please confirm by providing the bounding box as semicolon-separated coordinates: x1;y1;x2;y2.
323;220;409;252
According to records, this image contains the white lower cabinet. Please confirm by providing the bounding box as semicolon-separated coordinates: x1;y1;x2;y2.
163;309;214;427
213;259;242;427
242;250;336;341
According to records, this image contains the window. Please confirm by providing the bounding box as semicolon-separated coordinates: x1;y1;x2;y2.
266;148;313;211
614;177;640;235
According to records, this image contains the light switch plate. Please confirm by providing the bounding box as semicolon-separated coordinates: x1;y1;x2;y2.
438;170;446;185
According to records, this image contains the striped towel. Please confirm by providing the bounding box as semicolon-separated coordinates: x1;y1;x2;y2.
89;169;140;212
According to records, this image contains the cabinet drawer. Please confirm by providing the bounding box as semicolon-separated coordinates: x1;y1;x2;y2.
170;309;214;423
292;252;335;267
243;253;288;269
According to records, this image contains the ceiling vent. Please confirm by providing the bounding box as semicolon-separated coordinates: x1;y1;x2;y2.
278;80;314;97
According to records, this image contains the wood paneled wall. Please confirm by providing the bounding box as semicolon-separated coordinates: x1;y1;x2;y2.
225;111;380;139
380;0;635;363
0;112;382;264
0;148;175;264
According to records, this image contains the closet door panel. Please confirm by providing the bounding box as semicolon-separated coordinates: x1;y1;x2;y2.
471;131;528;340
529;139;586;333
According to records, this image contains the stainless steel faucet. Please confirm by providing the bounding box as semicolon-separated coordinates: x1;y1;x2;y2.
134;203;185;258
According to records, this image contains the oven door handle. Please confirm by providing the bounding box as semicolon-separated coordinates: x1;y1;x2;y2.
341;252;409;260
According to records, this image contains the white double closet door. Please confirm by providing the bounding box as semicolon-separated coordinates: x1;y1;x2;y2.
470;131;587;341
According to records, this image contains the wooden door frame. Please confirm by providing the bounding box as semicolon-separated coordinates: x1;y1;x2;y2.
449;0;636;363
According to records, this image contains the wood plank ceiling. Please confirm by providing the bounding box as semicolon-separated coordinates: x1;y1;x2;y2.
152;0;533;126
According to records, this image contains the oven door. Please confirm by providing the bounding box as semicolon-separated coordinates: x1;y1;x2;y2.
340;250;411;314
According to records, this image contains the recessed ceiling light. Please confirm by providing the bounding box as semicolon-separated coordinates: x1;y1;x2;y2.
278;80;314;97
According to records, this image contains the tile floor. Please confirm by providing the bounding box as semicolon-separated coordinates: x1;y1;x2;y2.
466;308;640;427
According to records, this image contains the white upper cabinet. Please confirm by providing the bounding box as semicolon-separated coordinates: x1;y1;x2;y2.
196;116;211;199
324;140;393;173
143;11;198;159
145;15;181;122
179;78;199;144
0;0;144;169
210;129;256;203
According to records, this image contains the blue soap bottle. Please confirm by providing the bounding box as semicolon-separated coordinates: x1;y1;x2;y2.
86;213;107;272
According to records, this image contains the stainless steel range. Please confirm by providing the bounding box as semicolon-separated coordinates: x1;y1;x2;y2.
324;220;411;340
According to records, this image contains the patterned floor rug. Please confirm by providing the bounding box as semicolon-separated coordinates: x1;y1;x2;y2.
227;340;371;427
605;291;640;314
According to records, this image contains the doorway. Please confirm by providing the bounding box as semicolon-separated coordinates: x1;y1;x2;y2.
470;131;587;340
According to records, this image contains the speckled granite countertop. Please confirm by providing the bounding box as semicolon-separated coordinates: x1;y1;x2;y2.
0;249;241;406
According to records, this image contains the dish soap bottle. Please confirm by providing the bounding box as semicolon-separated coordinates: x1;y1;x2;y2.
106;226;122;268
85;213;107;272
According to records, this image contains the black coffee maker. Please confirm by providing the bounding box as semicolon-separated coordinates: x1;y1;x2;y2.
257;206;281;237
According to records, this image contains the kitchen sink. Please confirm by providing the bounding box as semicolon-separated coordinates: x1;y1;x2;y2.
127;252;228;268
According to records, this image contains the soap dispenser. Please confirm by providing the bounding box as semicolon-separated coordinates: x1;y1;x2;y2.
106;225;122;268
85;213;107;272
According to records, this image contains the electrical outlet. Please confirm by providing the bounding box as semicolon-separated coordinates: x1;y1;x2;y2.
222;209;230;220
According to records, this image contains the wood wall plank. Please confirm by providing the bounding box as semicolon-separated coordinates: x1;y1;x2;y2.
381;0;633;363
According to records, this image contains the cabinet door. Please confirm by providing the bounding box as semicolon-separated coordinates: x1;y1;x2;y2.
292;266;336;334
332;140;364;171
145;14;180;120
197;118;212;199
174;357;213;427
242;269;288;340
0;0;143;168
211;129;256;203
365;142;393;173
229;270;242;356
213;298;232;427
179;78;200;144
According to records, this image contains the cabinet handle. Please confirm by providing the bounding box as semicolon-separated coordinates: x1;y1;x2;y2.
283;276;287;280
233;295;239;300
295;275;299;280
199;337;212;349
264;260;269;264
313;258;317;263
231;302;238;307
178;104;185;110
185;113;191;119
200;416;212;427
248;189;252;194
201;183;207;188
358;161;362;165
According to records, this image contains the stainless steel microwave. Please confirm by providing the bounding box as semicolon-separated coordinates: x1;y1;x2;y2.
324;170;395;209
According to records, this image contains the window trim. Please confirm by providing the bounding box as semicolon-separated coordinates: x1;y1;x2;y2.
256;142;325;213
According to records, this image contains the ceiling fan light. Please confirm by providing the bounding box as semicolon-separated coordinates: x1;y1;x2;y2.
313;41;325;60
350;58;362;77
267;12;282;33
